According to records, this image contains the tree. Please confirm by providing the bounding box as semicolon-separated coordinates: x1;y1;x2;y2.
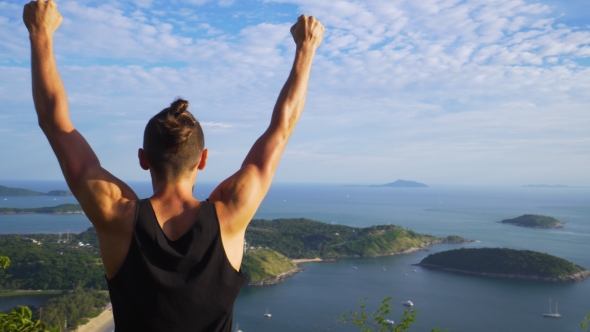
583;311;590;331
0;306;59;332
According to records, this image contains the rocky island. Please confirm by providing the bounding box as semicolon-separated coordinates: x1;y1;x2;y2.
0;184;73;197
371;180;428;188
0;203;83;214
501;214;564;228
415;248;589;282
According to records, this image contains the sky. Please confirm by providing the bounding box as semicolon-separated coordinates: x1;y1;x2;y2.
0;0;589;186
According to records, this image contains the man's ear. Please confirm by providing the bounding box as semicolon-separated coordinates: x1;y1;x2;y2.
198;149;208;170
138;148;150;170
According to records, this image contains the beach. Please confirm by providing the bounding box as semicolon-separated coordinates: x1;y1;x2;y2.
76;304;113;332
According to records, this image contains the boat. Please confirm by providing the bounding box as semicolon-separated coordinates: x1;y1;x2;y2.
543;298;561;318
235;323;243;332
402;301;413;307
352;266;358;270
384;319;395;325
412;270;417;273
382;266;386;271
264;308;272;318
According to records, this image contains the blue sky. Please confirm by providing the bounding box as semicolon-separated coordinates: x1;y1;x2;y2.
0;0;589;186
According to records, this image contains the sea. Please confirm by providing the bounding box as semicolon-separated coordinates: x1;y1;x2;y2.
0;180;589;332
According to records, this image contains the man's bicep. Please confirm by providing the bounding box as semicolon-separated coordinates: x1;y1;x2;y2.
47;129;137;226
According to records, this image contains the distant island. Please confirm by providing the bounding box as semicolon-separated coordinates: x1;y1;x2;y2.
500;214;564;228
371;180;428;188
522;184;569;188
0;184;73;197
0;203;83;214
345;180;428;188
415;248;589;282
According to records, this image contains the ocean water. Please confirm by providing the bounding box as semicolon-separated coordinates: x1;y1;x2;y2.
0;181;589;331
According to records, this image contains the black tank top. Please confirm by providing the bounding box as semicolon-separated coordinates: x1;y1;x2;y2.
106;199;247;332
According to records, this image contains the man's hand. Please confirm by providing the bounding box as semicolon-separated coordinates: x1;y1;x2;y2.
23;0;63;37
290;14;324;50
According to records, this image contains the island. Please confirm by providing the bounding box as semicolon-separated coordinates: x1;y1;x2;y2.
500;214;564;228
370;180;428;188
0;184;73;196
415;248;589;282
245;218;468;259
522;184;569;188
0;203;83;214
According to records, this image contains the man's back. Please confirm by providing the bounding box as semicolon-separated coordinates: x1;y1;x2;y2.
23;1;323;330
107;200;245;331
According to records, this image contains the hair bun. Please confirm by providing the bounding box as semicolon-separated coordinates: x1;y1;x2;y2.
170;99;189;113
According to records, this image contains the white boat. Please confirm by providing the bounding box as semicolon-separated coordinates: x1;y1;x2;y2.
543;298;561;318
402;301;413;307
264;308;272;318
352;266;358;269
412;270;417;273
382;266;386;271
235;323;243;332
385;319;395;325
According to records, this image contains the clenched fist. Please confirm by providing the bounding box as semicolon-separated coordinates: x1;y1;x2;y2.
23;0;63;37
290;14;324;50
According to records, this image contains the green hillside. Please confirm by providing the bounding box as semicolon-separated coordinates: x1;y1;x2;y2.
246;218;465;259
501;214;564;228
241;249;297;282
0;185;44;196
0;203;83;214
419;248;586;278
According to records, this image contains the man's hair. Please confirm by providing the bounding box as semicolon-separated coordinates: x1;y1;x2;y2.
143;99;204;180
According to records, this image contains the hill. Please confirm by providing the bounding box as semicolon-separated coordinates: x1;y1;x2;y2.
0;203;83;214
416;248;588;282
371;180;428;188
245;218;466;259
500;214;564;228
241;249;300;285
0;185;72;197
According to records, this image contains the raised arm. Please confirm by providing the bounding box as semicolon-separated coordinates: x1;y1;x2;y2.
210;15;324;264
23;0;137;232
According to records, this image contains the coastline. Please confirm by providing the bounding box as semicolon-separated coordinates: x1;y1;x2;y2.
246;267;304;286
75;303;113;332
414;263;590;282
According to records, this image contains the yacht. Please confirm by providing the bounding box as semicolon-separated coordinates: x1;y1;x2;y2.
402;301;414;307
385;319;395;325
264;308;272;318
543;298;561;318
235;323;243;332
382;266;386;271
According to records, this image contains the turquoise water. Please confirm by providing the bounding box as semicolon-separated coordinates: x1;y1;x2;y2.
0;181;589;331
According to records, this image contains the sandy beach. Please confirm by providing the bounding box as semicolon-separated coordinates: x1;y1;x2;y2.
76;304;113;332
291;257;323;264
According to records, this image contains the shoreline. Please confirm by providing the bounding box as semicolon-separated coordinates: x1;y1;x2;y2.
75;303;113;332
414;263;590;282
0;290;62;297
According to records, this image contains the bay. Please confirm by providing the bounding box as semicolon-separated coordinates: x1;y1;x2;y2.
0;181;588;331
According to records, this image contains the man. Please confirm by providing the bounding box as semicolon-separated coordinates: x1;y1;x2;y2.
23;1;324;331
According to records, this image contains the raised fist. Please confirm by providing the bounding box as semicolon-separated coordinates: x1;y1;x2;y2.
23;0;63;36
290;14;324;50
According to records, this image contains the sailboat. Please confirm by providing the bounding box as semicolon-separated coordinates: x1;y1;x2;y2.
543;298;561;318
264;307;272;318
235;323;243;332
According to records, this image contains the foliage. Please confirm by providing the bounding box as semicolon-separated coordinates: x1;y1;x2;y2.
324;297;447;332
0;255;10;269
0;229;105;290
40;287;110;329
420;248;586;278
0;306;59;332
501;214;563;228
245;219;461;259
241;249;296;282
583;311;590;331
0;204;82;214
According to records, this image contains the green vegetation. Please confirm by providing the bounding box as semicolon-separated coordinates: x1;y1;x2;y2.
246;219;461;259
0;306;58;332
0;228;105;290
0;185;72;197
501;214;564;228
39;288;110;329
0;204;83;214
419;248;587;278
241;249;297;282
